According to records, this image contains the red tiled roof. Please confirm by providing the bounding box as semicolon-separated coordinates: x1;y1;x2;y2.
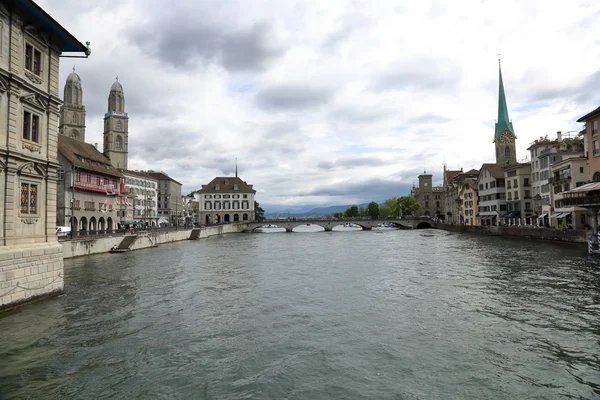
445;170;461;183
58;135;123;178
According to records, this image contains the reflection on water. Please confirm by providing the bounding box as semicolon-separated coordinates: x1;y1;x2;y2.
0;229;599;399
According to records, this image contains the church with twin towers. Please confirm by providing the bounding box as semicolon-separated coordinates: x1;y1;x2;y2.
58;68;129;169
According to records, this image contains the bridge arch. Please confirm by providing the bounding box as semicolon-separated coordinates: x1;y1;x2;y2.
416;221;433;229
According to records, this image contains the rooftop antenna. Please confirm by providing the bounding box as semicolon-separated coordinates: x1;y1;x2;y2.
235;158;238;178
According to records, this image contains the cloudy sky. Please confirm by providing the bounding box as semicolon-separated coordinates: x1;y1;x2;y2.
42;0;600;212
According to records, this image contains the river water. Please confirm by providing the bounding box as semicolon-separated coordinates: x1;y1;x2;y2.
1;228;599;399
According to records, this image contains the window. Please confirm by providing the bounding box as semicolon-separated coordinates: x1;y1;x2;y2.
22;111;40;142
24;43;41;75
593;121;598;137
505;146;511;160
580;167;584;173
233;201;239;209
117;120;122;130
20;183;38;214
214;201;221;209
216;184;220;190
57;169;64;181
86;174;91;183
115;135;123;150
72;114;78;124
75;172;81;182
243;194;248;199
233;184;239;190
594;140;600;156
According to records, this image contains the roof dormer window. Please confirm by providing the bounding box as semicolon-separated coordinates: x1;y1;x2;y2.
233;184;239;190
215;184;220;190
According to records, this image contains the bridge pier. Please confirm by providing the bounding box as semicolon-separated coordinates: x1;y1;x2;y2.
324;226;332;232
285;227;294;233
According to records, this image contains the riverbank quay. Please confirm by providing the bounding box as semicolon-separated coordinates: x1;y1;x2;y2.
431;223;588;244
0;224;244;313
62;224;245;259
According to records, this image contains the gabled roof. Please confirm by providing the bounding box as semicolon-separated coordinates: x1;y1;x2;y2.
8;0;89;53
143;171;182;185
120;169;158;181
197;176;256;193
479;163;505;179
445;169;461;183
462;168;480;176
576;106;600;123
58;135;122;178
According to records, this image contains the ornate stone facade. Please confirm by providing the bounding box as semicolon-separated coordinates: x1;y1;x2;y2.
103;78;129;170
0;0;88;310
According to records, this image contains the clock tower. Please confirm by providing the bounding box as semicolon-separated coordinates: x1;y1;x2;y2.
494;61;517;165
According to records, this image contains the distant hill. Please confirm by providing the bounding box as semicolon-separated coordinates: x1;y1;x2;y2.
265;202;384;218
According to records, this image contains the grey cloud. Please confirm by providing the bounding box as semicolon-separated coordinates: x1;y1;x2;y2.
317;156;392;170
127;18;284;73
370;60;460;93
409;114;451;124
329;105;395;124
304;179;413;200
255;84;334;111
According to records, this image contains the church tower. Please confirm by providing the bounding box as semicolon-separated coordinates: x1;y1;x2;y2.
59;66;86;142
103;77;129;169
494;60;517;165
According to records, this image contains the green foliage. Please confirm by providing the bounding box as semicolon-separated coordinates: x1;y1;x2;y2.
379;205;391;218
344;205;359;218
398;196;420;216
254;201;265;221
359;206;367;217
333;212;344;218
367;201;379;219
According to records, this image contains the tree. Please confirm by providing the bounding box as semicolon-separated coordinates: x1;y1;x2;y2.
398;196;420;216
333;212;344;219
384;197;398;209
254;201;265;221
379;205;391;219
344;205;359;218
389;198;402;217
367;201;379;219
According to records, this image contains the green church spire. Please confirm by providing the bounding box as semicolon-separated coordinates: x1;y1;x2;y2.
495;60;514;141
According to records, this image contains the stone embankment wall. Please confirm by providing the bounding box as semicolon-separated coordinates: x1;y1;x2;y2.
0;243;64;312
432;223;588;244
62;224;245;259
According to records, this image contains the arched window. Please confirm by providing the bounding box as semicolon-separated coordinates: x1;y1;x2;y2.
116;120;122;130
593;171;600;182
436;201;440;208
70;129;79;139
115;135;123;150
72;114;78;124
425;201;429;208
504;146;511;160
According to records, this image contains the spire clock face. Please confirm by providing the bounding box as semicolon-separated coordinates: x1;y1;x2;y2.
499;131;513;144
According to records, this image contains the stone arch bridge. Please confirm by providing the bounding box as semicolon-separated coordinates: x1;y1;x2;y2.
242;217;434;232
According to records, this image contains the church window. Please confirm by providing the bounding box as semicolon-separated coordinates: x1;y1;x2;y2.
20;182;38;214
22;111;40;143
72;114;78;124
116;135;123;150
74;89;79;104
24;43;41;76
504;146;511;160
70;130;79;139
117;120;122;130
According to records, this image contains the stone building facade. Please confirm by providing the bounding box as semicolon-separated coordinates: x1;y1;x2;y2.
503;163;532;225
144;171;183;226
195;176;256;224
59;67;86;142
122;170;158;227
0;0;89;310
410;173;443;217
103;78;128;170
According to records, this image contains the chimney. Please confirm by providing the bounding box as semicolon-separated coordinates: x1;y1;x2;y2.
94;142;98;149
557;131;562;142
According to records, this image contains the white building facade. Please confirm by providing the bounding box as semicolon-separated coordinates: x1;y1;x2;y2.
123;170;158;227
195;176;256;224
550;157;588;229
477;164;506;226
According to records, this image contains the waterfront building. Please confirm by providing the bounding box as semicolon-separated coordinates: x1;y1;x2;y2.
477;164;506;225
443;169;479;225
458;180;479;226
502;163;532;225
410;172;443;218
57;136;131;232
0;0;89;310
195;176;256;224
577;106;600;180
493;61;517;165
143;171;183;226
441;166;462;221
183;194;199;226
103;77;129;170
527;135;560;224
536;140;585;226
122;170;158;227
549;156;588;229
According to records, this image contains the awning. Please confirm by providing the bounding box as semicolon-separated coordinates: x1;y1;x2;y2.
550;213;562;219
557;212;571;219
564;181;600;193
538;213;548;219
